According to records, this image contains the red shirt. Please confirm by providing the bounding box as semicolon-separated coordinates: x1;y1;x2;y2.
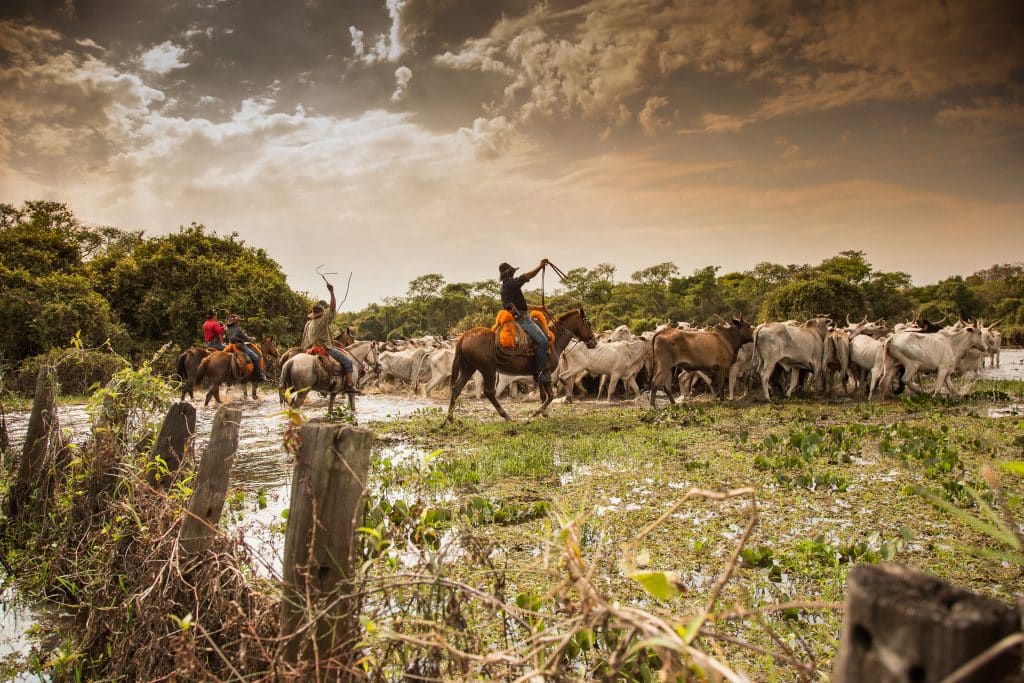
203;319;225;343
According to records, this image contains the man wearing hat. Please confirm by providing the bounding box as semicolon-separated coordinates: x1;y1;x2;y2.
224;314;266;383
499;259;551;381
301;281;361;395
202;310;225;350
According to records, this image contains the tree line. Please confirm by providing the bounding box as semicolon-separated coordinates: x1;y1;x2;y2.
2;200;1022;376
337;256;1024;345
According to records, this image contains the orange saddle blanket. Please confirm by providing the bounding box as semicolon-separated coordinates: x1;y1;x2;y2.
492;310;554;351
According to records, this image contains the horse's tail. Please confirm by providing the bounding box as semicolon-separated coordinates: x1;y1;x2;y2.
278;358;292;405
175;351;188;382
450;340;465;389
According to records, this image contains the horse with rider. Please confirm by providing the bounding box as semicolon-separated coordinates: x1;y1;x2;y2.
447;259;597;421
278;278;366;413
176;309;277;404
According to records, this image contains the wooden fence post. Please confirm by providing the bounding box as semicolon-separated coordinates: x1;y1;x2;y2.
278;424;372;669
5;366;58;518
832;563;1022;683
180;406;242;557
146;402;196;487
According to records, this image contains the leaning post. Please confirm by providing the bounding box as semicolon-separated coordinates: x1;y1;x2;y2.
278;424;372;669
5;366;59;518
832;563;1022;682
180;406;242;557
146;402;196;487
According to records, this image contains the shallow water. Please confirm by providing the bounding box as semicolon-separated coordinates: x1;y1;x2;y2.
1;390;440;671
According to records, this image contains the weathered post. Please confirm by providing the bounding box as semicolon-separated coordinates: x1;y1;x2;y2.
180;406;242;557
6;366;58;518
146;402;196;487
278;424;372;669
832;563;1022;683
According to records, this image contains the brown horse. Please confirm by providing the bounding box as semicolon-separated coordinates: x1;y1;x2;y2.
447;308;596;422
174;346;212;401
259;337;281;378
195;343;264;406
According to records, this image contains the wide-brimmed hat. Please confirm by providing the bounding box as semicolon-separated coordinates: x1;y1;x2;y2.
308;300;328;319
225;314;240;324
498;262;518;280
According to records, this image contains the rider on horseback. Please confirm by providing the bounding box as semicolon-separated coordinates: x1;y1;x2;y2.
203;310;226;350
302;281;361;395
224;314;266;383
499;259;551;382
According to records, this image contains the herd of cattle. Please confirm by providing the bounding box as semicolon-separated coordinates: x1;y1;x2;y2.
333;315;1004;404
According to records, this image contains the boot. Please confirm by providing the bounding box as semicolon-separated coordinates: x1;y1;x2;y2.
344;371;362;395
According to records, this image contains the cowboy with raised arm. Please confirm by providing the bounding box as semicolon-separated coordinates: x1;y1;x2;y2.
499;259;551;382
302;280;361;395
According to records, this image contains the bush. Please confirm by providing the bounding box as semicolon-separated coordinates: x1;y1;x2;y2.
760;275;867;322
10;349;128;397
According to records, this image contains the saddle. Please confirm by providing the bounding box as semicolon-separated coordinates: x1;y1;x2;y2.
492;309;554;357
224;342;263;381
306;344;354;376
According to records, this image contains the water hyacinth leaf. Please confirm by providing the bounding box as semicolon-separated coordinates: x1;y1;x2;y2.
631;571;680;600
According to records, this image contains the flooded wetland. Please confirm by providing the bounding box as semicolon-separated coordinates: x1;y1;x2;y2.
3;352;1024;680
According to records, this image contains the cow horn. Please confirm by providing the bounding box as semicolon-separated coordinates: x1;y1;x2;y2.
989;318;1002;328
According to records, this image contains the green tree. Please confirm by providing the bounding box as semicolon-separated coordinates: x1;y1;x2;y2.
817;250;872;284
759;275;867;322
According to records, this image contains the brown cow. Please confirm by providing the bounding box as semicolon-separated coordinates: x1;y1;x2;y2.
649;318;754;405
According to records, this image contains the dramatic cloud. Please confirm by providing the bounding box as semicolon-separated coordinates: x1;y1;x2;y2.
139;41;188;74
349;0;408;63
1;2;1021;305
391;65;412;102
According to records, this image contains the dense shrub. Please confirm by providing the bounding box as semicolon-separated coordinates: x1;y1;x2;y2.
10;349;128;397
759;275;868;323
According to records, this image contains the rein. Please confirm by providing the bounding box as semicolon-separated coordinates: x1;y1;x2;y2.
540;261;570;311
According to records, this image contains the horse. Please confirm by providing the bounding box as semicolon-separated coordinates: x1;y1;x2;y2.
447;308;596;422
259;336;281;378
279;330;356;367
345;340;381;386
174;346;212;400
194;343;264;406
278;352;357;414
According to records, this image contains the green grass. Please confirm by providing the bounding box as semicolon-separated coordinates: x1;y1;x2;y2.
366;387;1024;678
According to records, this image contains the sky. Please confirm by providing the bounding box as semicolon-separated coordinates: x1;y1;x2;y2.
2;0;1023;309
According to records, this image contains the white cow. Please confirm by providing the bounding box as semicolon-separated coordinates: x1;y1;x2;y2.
560;339;646;402
728;342;756;400
752;318;831;400
377;347;429;392
421;348;518;399
882;325;989;396
821;328;851;397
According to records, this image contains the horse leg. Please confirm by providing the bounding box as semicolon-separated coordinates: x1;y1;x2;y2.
530;380;555;418
479;368;511;421
447;364;475;422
